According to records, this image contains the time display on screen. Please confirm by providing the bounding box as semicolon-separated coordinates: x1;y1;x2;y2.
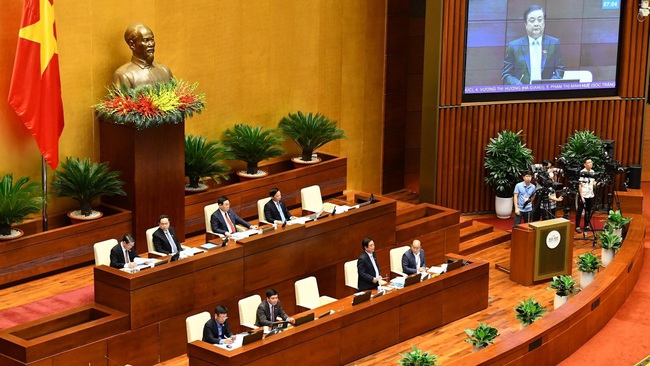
602;1;620;10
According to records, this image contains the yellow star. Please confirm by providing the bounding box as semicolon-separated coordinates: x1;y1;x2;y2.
19;0;58;75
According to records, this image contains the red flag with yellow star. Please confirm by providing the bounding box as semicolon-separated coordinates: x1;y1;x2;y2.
8;0;64;170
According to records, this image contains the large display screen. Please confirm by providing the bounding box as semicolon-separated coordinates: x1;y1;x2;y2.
463;0;622;102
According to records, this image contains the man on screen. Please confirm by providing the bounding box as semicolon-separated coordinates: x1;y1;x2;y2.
502;5;564;85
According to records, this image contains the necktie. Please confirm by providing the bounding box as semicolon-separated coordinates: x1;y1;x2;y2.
165;231;177;253
124;249;130;263
224;211;237;233
415;254;420;269
369;253;380;278
276;202;286;222
271;305;275;321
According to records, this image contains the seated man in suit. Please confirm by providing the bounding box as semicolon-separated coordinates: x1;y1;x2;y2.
402;239;426;275
263;188;297;223
357;237;383;291
110;233;139;269
202;305;235;345
210;196;258;237
152;214;183;254
255;288;295;327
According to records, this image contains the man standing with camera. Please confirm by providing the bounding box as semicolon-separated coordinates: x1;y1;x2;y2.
513;171;536;227
575;159;596;233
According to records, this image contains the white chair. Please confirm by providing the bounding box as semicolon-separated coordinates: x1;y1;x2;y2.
146;226;188;257
563;70;593;83
300;185;336;213
186;311;211;343
390;246;410;278
257;197;272;224
295;276;337;310
344;259;358;290
238;294;261;330
93;239;118;266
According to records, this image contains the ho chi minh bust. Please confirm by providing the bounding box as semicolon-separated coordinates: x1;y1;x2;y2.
113;23;173;89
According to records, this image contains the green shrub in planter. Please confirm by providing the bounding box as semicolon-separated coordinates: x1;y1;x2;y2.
464;322;499;348
398;344;439;366
514;296;547;326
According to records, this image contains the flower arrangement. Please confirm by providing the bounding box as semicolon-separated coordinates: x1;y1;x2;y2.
93;79;205;129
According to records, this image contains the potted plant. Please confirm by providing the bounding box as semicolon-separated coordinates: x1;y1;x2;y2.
222;124;284;179
514;296;547;327
398;344;439;366
546;275;578;309
0;174;44;239
606;209;631;237
52;157;126;221
464;322;499;352
484;130;534;219
598;227;622;267
559;130;604;171
184;134;230;192
575;252;600;288
278;111;347;165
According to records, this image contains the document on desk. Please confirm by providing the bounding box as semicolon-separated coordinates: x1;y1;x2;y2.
286;217;309;225
182;247;205;256
324;204;360;214
231;229;261;240
214;333;245;350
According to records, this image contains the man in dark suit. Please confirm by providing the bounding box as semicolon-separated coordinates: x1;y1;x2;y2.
402;239;426;275
357;237;383;291
152;214;182;254
110;233;139;269
263;188;296;223
210;196;257;237
502;4;564;85
202;305;235;345
255;288;295;327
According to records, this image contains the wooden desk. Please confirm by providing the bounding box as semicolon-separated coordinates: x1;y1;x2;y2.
187;257;489;366
95;196;396;331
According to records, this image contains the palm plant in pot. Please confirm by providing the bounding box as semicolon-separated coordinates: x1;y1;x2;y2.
546;275;578;309
222;124;284;179
598;227;622;267
52;157;126;221
464;322;499;352
514;296;547;327
184;134;230;192
606;209;631;238
0;174;44;239
398;344;439;366
575;252;600;288
277;111;347;165
559;130;604;171
484;130;534;219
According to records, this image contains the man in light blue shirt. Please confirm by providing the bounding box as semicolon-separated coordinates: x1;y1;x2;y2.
513;171;536;227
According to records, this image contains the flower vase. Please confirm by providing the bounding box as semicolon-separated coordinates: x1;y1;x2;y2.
601;248;615;267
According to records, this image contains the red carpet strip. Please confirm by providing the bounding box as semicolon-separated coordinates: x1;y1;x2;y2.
0;285;94;330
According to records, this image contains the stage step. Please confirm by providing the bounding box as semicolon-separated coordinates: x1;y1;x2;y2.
459;216;474;229
459;230;511;255
460;221;494;242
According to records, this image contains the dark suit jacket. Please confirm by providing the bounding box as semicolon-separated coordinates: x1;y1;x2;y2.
210;208;251;235
502;35;564;85
255;299;290;327
402;249;426;275
152;226;182;254
202;318;233;344
263;199;291;222
109;243;139;269
357;251;381;291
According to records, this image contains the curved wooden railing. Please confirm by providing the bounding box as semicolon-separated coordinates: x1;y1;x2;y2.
448;214;646;365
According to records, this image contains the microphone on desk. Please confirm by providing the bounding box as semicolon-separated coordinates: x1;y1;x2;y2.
331;206;337;216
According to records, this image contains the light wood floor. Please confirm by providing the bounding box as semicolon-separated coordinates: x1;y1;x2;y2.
0;225;601;366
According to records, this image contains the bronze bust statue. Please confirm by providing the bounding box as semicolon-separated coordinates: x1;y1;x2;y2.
113;23;173;89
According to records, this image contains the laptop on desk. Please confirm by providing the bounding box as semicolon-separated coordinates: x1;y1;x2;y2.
351;291;371;306
293;312;315;326
404;274;421;288
241;330;264;346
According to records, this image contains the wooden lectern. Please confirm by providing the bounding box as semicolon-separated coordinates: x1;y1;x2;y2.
510;218;573;285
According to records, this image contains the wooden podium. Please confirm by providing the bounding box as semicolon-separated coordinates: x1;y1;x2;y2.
510;218;573;285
